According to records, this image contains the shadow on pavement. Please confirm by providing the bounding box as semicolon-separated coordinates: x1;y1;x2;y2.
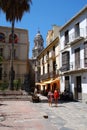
51;105;66;108
0;103;7;106
40;99;48;103
39;98;78;104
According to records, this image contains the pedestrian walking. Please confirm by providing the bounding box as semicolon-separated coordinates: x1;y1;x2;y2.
47;90;53;106
54;89;59;106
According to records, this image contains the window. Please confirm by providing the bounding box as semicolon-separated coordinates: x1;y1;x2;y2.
53;46;55;51
62;51;70;71
0;33;5;42
75;23;80;38
84;42;87;67
65;30;69;45
46;51;49;61
9;34;18;43
75;48;80;69
0;48;3;56
42;56;44;74
47;64;49;73
52;46;55;57
53;60;56;71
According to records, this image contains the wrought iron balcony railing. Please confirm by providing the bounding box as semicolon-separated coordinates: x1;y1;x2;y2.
60;59;86;73
63;28;84;46
40;70;59;81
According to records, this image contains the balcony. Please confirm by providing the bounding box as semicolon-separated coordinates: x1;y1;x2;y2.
40;70;59;81
63;28;84;47
72;59;85;70
60;64;70;72
49;70;59;78
40;73;50;81
60;59;87;74
69;28;84;46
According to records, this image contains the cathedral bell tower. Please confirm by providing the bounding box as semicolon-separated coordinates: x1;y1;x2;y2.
32;30;44;59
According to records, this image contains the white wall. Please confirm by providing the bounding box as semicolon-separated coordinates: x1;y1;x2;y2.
82;73;87;93
59;7;87;99
60;11;87;51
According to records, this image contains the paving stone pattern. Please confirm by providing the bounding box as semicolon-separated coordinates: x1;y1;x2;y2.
0;94;87;130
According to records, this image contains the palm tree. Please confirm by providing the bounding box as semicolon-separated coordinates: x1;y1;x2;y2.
0;0;32;90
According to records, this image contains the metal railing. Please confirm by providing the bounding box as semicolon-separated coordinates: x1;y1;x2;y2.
40;70;58;81
63;28;84;46
69;28;84;42
61;59;85;72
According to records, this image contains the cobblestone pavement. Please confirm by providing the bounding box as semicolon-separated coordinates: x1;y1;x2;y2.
0;95;87;130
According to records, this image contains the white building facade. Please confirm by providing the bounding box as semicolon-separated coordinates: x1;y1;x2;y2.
60;6;87;102
36;25;61;93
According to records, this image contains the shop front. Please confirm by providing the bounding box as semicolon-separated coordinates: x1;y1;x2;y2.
35;78;60;95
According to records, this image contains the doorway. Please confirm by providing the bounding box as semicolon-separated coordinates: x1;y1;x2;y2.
65;76;70;92
75;76;82;100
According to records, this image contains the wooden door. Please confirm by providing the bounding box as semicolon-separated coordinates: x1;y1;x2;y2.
75;76;82;100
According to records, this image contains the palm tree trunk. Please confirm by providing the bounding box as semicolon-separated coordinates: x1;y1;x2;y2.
10;19;15;90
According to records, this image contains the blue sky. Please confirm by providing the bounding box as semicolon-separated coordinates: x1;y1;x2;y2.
0;0;87;58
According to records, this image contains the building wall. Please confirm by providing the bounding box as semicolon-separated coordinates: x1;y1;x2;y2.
0;26;29;84
46;25;61;46
37;25;60;93
60;10;87;51
71;72;87;102
59;6;87;102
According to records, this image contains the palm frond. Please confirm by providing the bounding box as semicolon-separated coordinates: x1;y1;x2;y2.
0;0;32;22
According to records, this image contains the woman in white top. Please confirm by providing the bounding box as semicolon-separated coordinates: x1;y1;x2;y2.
48;90;53;106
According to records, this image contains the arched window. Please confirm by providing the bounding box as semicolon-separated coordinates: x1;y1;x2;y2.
0;33;5;42
9;34;18;43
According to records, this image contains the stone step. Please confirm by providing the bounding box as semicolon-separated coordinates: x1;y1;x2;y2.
0;95;32;101
0;90;33;101
0;90;23;96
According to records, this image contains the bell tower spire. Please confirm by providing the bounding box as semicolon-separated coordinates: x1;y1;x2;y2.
32;30;44;59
